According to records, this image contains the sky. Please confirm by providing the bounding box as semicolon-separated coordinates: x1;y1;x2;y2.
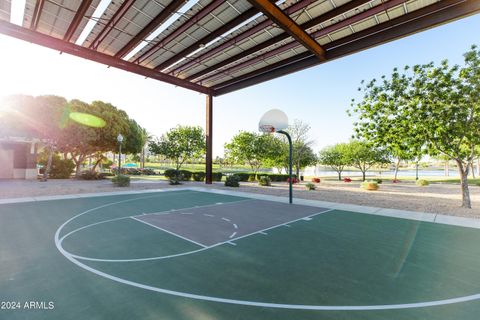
0;13;479;157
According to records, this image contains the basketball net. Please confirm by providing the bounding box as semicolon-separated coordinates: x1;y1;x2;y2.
259;125;275;133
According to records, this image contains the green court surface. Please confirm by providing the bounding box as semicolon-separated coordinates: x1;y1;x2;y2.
1;189;480;319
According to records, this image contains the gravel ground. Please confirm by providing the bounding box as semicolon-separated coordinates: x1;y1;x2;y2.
0;178;479;218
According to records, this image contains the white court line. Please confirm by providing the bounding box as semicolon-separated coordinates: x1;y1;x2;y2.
54;193;480;310
140;199;254;218
204;214;214;217
233;224;238;229
181;212;193;215
65;208;335;263
229;231;237;238
221;217;231;222
131;217;207;248
283;224;291;228
227;241;236;246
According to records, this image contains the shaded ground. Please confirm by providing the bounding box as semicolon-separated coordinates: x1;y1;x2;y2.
0;177;479;217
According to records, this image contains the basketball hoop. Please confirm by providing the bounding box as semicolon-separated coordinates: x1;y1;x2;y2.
258;109;293;204
258;109;288;133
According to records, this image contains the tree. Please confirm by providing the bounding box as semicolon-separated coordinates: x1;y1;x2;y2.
149;126;205;171
224;132;277;178
292;142;317;178
350;45;480;208
318;143;350;180
56;100;131;176
344;140;389;181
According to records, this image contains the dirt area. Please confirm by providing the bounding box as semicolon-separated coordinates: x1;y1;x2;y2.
0;178;479;218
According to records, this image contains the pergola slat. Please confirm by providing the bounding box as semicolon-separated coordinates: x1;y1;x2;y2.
115;0;186;58
63;0;93;42
154;7;259;72
185;0;372;81
213;0;480;95
172;0;324;75
196;0;407;83
89;0;136;50
30;0;46;30
134;0;226;65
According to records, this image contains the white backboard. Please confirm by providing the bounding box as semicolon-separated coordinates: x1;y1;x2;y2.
259;109;289;133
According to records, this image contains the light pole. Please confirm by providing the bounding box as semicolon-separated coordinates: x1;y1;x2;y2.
117;134;123;175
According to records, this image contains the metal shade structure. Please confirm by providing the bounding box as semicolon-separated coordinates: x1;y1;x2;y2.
0;0;479;184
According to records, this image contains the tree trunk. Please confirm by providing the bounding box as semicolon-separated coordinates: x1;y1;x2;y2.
73;154;85;178
338;171;342;181
456;160;472;209
415;162;419;180
394;158;401;180
41;143;54;182
91;156;104;172
141;148;145;169
471;162;476;179
362;171;366;181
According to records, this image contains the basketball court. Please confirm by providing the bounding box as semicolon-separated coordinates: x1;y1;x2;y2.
2;188;480;319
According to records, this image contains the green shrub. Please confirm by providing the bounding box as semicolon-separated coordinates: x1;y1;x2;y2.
416;179;429;186
163;169;178;179
373;178;383;184
258;176;271;186
248;174;257;182
141;168;156;175
212;172;223;182
112;174;130;187
305;182;316;190
233;172;253;182
225;175;240;187
49;158;75;179
269;174;296;182
79;170;106;180
360;180;379;190
169;173;184;185
192;172;206;181
179;170;192;181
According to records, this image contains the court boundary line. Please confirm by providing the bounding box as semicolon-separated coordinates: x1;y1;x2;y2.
52;190;480;310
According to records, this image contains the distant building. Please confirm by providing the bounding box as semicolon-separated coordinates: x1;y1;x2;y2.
0;137;39;179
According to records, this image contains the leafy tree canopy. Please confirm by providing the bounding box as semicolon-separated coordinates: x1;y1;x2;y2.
149;125;205;171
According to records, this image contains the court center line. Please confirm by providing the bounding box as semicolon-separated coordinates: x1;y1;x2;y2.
229;231;237;238
131;216;207;248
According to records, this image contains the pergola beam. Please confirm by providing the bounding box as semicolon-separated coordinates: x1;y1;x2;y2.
30;0;45;30
246;0;325;59
0;21;211;94
134;0;225;65
171;0;321;75
89;0;136;50
115;0;186;58
213;0;480;96
63;0;93;42
205;94;213;184
185;0;372;81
